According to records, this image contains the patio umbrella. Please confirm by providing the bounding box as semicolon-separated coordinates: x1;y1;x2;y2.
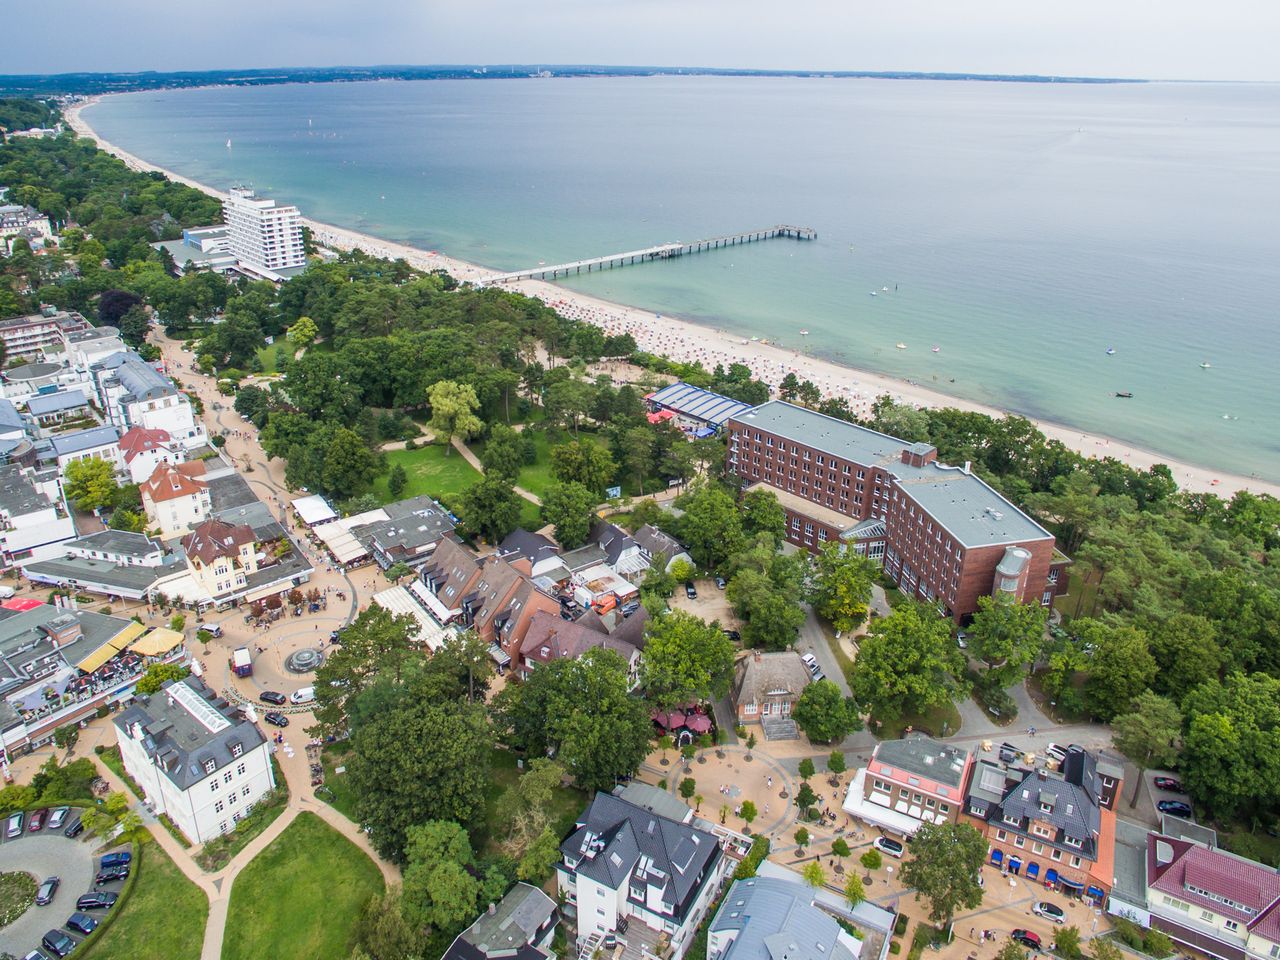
686;714;712;734
668;710;688;729
651;710;671;729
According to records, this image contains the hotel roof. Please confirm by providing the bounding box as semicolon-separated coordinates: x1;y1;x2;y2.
49;424;119;457
648;381;755;427
26;389;90;417
873;735;970;789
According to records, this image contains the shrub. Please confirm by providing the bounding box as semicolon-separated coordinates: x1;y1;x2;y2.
733;834;772;879
1144;929;1175;959
889;943;901;955
861;848;882;871
1110;917;1145;951
894;914;909;936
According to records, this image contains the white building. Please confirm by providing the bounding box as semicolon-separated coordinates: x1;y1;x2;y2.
119;426;186;485
113;676;275;843
558;792;729;960
90;351;206;451
222;187;306;279
0;311;90;361
47;425;121;472
0;462;77;569
140;460;211;538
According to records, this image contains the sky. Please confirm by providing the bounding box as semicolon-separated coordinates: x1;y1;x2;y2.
8;0;1280;82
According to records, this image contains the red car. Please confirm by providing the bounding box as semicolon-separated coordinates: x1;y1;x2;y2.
27;807;49;831
1153;776;1184;793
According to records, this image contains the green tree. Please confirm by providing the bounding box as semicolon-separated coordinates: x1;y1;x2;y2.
551;439;616;495
843;873;866;908
322;427;383;499
480;424;526;483
996;944;1027;960
402;820;481;931
494;648;651;791
313;605;422;734
1112;691;1183;807
809;544;876;634
460;476;524;544
796;783;818;817
832;837;852;858
1026;471;1102;555
622;427;656;494
793;680;863;744
966;594;1049;686
1146;613;1223;699
849;603;965;725
1179;673;1280;821
677;484;744;569
639;610;737;709
52;723;80;752
385;562;414;584
740;487;786;542
728;573;805;650
519;826;562;883
541;480;596;548
828;750;847;775
63;456;118;511
387;463;408;499
349;700;492;861
287;315;318;348
1080;619;1157;721
898;821;987;929
1055;926;1083;960
860;849;882;871
118;303;151;347
428;380;483;455
135;662;190;695
1091;939;1124;960
802;860;826;888
798;757;816;781
351;889;420;960
494;759;567;858
740;800;758;826
680;777;697;800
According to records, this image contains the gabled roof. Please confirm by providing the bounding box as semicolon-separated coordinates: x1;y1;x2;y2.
589;520;638;566
710;876;859;960
733;652;811;706
141;460;207;504
442;882;556;960
499;528;561;567
519;610;639;664
632;523;685;561
1148;832;1280;940
181;518;255;564
119;426;175;463
993;766;1100;858
49;425;119;457
25;389;90;416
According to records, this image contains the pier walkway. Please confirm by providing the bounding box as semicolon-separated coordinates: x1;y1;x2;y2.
479;224;816;285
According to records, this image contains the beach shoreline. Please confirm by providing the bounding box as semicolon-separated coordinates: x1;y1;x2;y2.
64;94;1278;499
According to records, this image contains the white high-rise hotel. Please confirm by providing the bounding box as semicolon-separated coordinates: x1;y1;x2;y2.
222;187;306;278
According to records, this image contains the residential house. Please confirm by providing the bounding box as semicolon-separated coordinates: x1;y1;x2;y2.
114;676;275;843
517;609;641;683
348;495;454;570
0;462;77;569
499;528;567;581
441;883;558;960
633;524;693;572
0;204;53;253
24;388;92;426
964;746;1118;904
708;876;863;960
558;791;729;960
46;424;121;472
181;518;258;601
589;520;650;578
843;735;971;838
140;460;211;538
60;325;127;370
119;426;185;485
731;651;811;737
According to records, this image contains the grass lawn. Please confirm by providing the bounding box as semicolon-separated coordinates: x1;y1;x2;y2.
372;443;482;505
81;840;207;960
221;813;384;960
316;743;360;823
1058;567;1095;622
477;748;587;859
254;342;290;375
0;870;36;928
878;700;963;740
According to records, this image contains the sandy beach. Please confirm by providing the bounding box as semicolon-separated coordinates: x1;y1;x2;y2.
65;95;1278;499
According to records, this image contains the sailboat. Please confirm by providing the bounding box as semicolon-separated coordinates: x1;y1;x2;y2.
931;346;940;353
225;138;232;150
895;342;907;350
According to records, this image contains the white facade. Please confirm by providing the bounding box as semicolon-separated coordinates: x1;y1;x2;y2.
223;188;305;276
123;439;184;485
0;465;77;569
53;436;122;473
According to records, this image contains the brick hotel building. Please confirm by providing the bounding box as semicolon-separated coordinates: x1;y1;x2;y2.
725;401;1069;621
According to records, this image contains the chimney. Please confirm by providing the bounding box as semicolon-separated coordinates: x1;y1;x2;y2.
963;461;971;475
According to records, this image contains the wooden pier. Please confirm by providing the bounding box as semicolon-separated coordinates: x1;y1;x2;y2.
478;224;817;286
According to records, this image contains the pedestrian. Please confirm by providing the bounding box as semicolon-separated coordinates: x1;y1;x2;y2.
767;775;773;788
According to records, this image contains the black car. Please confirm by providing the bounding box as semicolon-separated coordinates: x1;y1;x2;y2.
264;711;289;727
63;817;84;839
684;582;697;599
259;690;287;705
36;876;60;905
95;864;130;884
1158;800;1193;818
66;912;98;935
77;891;119;911
42;930;75;958
99;852;131;868
722;629;741;642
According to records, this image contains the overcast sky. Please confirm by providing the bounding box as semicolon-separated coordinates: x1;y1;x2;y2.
9;0;1279;82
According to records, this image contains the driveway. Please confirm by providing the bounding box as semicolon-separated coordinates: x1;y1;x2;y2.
795;608;851;696
0;828;97;957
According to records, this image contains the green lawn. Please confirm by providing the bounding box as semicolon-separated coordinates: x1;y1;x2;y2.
82;840;207;960
477;748;587;858
878;700;963;740
221;813;384;960
316;743;360;823
254;342;290;375
372;443;483;505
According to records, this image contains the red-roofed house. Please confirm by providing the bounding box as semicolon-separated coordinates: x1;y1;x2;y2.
181;518;259;600
1146;831;1280;960
516;609;641;683
120;426;184;484
140;460;210;537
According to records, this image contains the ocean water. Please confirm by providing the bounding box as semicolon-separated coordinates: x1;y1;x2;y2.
85;78;1280;479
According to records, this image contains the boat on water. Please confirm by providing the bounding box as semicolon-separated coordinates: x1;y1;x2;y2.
896;343;907;350
881;286;889;292
800;330;809;336
869;291;877;297
1115;391;1133;398
1106;347;1116;356
931;346;940;353
1200;362;1212;369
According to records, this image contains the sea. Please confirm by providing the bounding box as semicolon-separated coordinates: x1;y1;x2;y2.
84;78;1280;481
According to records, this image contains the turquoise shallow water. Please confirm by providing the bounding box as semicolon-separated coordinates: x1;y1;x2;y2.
85;78;1280;479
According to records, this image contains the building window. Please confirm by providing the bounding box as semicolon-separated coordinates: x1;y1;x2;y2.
210;781;219;792
215;800;224;813
203;758;216;775
219;821;229;833
1070;856;1081;868
1051;849;1062;861
1201;911;1215;923
228;792;238;806
233;811;243;824
223;771;233;784
1225;921;1239;933
939;803;949;814
1032;842;1044;855
237;763;246;776
231;743;243;758
242;786;251;796
1014;836;1025;848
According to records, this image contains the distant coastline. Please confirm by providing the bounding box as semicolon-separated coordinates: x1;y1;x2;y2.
64;94;1279;501
0;63;1150;97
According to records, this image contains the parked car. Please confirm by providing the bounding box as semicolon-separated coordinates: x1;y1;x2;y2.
1011;930;1042;950
1158;800;1193;818
66;912;98;935
206;623;223;638
6;811;24;838
873;836;904;858
1033;901;1066;924
722;629;741;642
21;949;52;960
47;807;69;830
35;876;59;905
42;930;76;958
800;653;825;681
99;852;132;868
684;582;697;599
63;818;84;839
259;691;287;705
264;712;289;727
999;742;1020;763
28;807;48;832
77;891;119;911
1153;776;1184;792
95;864;130;884
1044;743;1069;766
620;600;640;617
956;631;968;649
289;686;315;705
715;577;726;589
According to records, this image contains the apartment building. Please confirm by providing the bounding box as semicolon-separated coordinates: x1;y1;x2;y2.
90;351;207;451
0;310;90;360
222;187;306;278
724;401;1069;620
843;735;972;837
140;460;211;538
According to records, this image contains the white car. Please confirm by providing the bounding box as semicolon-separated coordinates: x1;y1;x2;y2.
1045;743;1069;765
873;836;905;858
1033;901;1066;924
800;653;824;681
289;686;315;705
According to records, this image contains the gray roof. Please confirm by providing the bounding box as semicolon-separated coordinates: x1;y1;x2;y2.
0;463;51;516
632;524;685;561
3;361;63;381
991;759;1101;859
1110;818;1152;905
874;735;970;790
615;782;694;824
68;529;163;559
352;496;454;559
23;556;173;593
26;389;90;416
49;425;119;457
442;883;557;960
205;469;260;513
0;398;25;432
95;351;176;403
498;528;560;566
561;543;609;572
731;401;1052;549
114;677;266;790
562;792;721;924
589;520;638;566
648;381;754;427
733;652;811;706
710;877;859;960
0;604;136;695
66;325;121;344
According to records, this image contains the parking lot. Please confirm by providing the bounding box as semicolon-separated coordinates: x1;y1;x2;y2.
666;576;742;629
0;818;126;958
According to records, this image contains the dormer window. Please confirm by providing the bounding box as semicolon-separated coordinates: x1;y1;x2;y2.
231;743;243;758
203;758;216;775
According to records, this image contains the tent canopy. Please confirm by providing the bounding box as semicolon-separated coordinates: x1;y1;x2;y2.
130;627;184;656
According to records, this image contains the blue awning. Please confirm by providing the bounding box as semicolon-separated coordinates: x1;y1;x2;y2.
1087;886;1105;898
1008;857;1022;870
1045;868;1059;884
1061;877;1085;890
990;849;1003;864
1026;863;1040;878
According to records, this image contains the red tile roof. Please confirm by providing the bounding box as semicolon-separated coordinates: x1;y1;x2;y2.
1148;833;1280;934
141;460;207;504
119;426;174;463
181;518;255;565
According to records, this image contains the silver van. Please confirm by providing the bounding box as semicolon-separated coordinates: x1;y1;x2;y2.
6;811;23;838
